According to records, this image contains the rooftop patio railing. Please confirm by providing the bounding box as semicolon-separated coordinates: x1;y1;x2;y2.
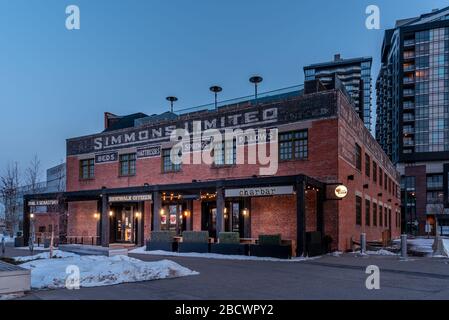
174;84;304;115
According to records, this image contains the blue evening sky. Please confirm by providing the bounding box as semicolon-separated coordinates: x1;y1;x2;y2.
0;0;447;181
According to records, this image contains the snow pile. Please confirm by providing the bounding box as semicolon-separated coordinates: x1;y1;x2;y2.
443;239;449;257
409;238;434;254
14;250;78;262
130;246;318;262
328;251;343;257
366;249;397;256
1;235;14;243
16;253;198;289
16;245;48;251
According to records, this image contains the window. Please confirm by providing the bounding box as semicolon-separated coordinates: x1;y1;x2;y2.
379;206;383;226
372;203;377;226
162;149;181;173
365;154;370;177
119;153;136;176
385;207;388;228
355;144;362;171
384;173;388;190
427;175;443;189
356;196;362;226
80;158;94;179
427;191;444;204
365;199;371;226
379;168;383;187
214;140;236;166
388;209;392;229
373;162;377;183
279;130;308;161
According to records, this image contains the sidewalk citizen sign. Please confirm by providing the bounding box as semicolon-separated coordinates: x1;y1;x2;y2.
334;185;348;199
225;186;294;198
108;194;152;203
28;200;59;206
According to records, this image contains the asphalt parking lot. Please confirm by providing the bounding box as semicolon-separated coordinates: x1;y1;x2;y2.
4;246;449;300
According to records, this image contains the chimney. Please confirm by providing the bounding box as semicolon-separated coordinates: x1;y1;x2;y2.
334;54;341;61
104;112;120;130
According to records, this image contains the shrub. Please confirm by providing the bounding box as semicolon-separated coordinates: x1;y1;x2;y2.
182;231;209;243
151;231;176;242
218;232;240;244
259;234;281;246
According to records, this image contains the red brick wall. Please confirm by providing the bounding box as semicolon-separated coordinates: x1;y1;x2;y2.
66;118;340;193
67;201;98;238
250;195;297;241
336;96;401;250
34;213;59;234
192;200;201;231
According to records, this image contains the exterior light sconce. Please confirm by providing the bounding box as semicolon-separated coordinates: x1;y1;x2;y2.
135;212;141;219
30;213;35;219
160;209;165;216
109;211;114;217
179;214;183;219
347;175;354;180
93;213;100;220
224;207;228;214
242;209;249;216
184;210;190;217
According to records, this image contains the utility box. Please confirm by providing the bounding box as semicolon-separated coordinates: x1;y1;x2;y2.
0;261;31;296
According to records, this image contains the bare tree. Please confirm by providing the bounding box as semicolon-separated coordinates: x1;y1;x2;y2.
25;155;42;194
0;162;20;236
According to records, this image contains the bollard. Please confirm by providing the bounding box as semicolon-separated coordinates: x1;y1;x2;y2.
360;233;367;254
400;234;408;259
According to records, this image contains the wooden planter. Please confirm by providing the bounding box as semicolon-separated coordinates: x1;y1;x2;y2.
249;244;292;259
146;240;177;252
210;243;249;255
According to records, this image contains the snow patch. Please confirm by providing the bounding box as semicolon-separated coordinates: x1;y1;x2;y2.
16;252;198;289
129;246;319;262
14;250;78;262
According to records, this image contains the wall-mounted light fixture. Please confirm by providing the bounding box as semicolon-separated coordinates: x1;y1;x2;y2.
30;213;35;219
135;212;141;219
160;208;165;216
93;213;100;220
109;211;114;217
242;209;249;216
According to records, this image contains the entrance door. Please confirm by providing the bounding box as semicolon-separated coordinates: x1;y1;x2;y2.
116;206;135;243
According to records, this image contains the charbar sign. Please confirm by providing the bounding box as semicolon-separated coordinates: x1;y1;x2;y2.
225;186;294;198
67;94;337;156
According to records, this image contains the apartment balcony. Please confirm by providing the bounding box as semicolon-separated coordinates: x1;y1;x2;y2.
404;39;415;47
403;52;415;60
403;140;415;146
403;65;415;72
403;89;415;97
403;102;415;110
403;77;415;85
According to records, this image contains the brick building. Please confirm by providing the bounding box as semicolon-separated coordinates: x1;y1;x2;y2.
24;80;401;254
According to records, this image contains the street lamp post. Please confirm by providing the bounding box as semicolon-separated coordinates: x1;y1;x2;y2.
166;96;178;113
249;75;263;101
29;213;35;254
209;86;222;110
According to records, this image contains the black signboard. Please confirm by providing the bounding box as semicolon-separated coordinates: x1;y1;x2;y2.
137;146;161;159
95;152;118;164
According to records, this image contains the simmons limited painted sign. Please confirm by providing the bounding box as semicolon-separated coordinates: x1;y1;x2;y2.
67;94;337;156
